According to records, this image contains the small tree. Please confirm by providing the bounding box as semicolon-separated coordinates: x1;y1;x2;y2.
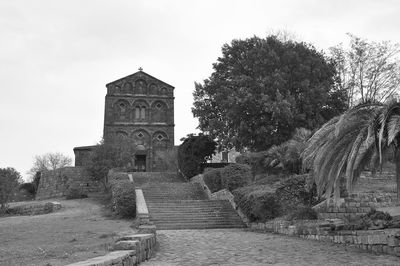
86;137;135;190
178;134;217;178
0;167;22;214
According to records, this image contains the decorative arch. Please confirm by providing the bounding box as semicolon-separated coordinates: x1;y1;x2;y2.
121;81;132;94
160;87;168;96
151;100;168;123
115;130;129;139
132;129;151;148
113;99;131;121
152;131;169;149
149;83;158;95
135;79;147;95
133;99;149;121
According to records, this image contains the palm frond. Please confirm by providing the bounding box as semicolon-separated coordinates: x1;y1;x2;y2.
388;114;400;145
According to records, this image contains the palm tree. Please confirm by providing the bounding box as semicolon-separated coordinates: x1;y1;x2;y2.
302;100;400;203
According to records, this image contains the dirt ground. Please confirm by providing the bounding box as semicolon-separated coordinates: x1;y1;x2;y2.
0;195;134;266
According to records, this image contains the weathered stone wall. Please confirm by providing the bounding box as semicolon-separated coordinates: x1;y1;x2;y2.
315;193;399;220
8;202;62;216
251;219;400;257
36;167;102;200
67;233;157;266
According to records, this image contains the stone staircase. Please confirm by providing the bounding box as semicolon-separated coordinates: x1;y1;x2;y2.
131;172;245;230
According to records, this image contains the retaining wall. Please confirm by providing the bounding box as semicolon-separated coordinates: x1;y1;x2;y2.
8;202;61;216
251;219;400;257
315;193;399;220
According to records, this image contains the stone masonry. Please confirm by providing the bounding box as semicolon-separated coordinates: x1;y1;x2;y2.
74;69;175;172
36;166;102;200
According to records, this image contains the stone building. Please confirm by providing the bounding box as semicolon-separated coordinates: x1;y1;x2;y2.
74;69;175;171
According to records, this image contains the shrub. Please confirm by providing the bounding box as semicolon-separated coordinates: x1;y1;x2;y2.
287;206;318;221
203;168;222;192
65;186;88;199
250;195;282;221
236;152;268;178
220;164;252;191
19;183;36;195
110;180;136;218
274;174;320;211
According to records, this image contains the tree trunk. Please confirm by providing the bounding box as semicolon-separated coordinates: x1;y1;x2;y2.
395;148;400;201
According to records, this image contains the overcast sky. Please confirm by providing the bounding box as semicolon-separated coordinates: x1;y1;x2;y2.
1;0;400;180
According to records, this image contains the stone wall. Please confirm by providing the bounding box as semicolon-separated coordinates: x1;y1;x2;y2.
251;219;400;257
8;201;62;216
67;233;157;266
36;167;102;200
315;193;399;220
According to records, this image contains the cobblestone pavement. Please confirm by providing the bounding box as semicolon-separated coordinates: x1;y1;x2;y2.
141;229;400;266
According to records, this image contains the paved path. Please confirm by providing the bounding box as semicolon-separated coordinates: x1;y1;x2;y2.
142;229;400;266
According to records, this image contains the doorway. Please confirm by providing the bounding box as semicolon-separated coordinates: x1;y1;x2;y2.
135;155;146;172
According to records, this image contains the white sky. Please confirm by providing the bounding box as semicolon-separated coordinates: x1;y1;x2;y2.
1;0;400;180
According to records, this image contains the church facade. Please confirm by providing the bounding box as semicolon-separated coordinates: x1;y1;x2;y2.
74;69;175;172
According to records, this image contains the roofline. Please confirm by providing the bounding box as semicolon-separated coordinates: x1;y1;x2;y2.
73;145;98;151
106;70;175;89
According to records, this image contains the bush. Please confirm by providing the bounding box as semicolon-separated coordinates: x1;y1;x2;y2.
203;168;223;192
236;152;268;177
65;186;88;199
274;174;320;210
110;180;136;218
250;195;282;221
19;183;36;195
220;164;252;191
287;206;318;221
0;167;22;214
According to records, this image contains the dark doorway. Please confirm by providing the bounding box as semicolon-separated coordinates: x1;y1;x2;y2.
135;155;146;172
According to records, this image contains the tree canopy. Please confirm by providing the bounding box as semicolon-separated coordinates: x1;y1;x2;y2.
302;100;400;201
193;35;347;151
178;134;217;178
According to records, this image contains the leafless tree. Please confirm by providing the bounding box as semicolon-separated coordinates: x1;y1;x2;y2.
330;34;400;107
27;152;72;179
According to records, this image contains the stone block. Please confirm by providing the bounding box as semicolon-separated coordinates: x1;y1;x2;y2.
138;225;156;234
113;240;140;251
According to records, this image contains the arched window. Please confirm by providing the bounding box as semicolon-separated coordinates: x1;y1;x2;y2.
135;105;146;120
141;106;146;119
135;106;141;119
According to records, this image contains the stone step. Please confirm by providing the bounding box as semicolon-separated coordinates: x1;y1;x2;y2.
154;223;245;230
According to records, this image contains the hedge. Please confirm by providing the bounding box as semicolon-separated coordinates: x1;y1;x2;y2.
220;164;252;191
110;180;136;218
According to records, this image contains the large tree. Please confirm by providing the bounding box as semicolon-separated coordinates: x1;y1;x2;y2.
302;100;400;202
330;34;400;107
193;35;347;151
